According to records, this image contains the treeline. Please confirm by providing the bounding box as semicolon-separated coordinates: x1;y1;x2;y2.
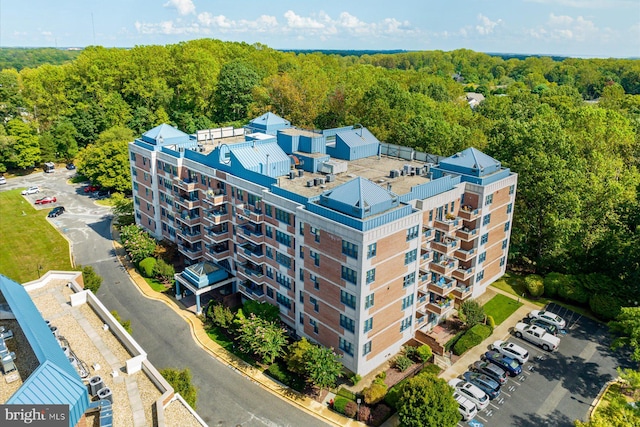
0;39;638;303
0;48;81;71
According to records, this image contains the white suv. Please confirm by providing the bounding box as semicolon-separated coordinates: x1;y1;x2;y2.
454;392;478;421
449;378;489;410
21;186;40;195
492;340;529;364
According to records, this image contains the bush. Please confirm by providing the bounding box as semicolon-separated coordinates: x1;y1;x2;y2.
242;300;280;322
384;378;409;409
208;303;234;329
468;323;492;340
370;403;391;426
110;310;132;334
266;362;288;383
444;330;465;352
394;355;412;372
421;363;442;376
452;325;491;356
358;405;371;424
487;315;496;330
363;382;388;405
543;272;564;298
589;294;622;321
558;275;589;304
79;265;102;294
153;258;175;284
459;299;485;327
344;400;358;418
376;370;386;380
160;368;197;409
336;387;356;401
139;257;156;278
333;397;349;414
525;274;545;297
350;373;362;386
404;345;418;361
416;345;433;363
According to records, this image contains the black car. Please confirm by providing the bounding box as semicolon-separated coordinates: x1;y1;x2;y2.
48;206;65;218
95;189;111;199
66;163;76;170
473;360;508;385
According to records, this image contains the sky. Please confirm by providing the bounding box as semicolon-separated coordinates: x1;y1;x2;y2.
1;0;639;58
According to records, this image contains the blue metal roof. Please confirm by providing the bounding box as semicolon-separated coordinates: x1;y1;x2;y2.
320;177;399;218
249;112;290;128
0;275;89;427
439;147;501;176
336;127;379;148
141;124;191;145
230;142;290;177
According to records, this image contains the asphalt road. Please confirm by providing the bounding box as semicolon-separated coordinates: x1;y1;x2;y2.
457;304;632;427
1;172;328;427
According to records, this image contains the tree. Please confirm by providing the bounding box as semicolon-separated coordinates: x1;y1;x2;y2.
5;119;40;169
459;299;486;328
214;60;261;122
609;307;640;363
111;192;134;226
79;265;102;294
153;258;175;286
241;300;280;322
52;119;79;161
286;338;314;375
119;224;157;263
236;314;287;365
304;345;343;390
575;393;640;427
76;138;131;192
525;274;545;297
396;373;460;427
160;368;198;409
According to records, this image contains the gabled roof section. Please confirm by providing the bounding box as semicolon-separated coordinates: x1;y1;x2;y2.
336;127;379;148
249;112;290;128
7;359;87;406
141;124;190;145
186;261;219;277
439;147;502;176
0;275;76;378
320;177;399;219
230;142;290;176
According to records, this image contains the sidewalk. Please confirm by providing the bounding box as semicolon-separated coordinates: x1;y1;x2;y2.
112;236;362;427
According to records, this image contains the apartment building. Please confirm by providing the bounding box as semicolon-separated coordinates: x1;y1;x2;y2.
129;112;517;375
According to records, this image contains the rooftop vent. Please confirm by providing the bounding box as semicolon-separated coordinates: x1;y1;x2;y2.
306;180;314;187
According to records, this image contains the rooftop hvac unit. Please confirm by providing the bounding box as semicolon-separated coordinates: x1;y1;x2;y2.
298;169;304;177
50;325;58;337
306;180;314;187
314;178;321;186
89;376;105;396
390;169;400;178
415;167;423;175
326;174;336;182
318;178;326;185
97;387;113;404
288;171;295;180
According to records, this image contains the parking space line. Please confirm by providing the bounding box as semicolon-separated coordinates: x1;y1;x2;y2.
501;390;511;397
489;403;500;410
477;415;489;422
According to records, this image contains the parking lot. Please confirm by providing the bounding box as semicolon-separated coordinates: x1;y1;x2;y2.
457;303;631;427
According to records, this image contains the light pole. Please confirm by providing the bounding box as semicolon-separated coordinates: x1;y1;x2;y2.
356;397;361;421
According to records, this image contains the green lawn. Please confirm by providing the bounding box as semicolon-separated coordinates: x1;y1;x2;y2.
205;325;256;365
482;293;523;325
0;189;73;283
143;276;169;292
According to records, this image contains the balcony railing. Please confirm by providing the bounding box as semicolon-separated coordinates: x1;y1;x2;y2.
456;227;478;242
452;266;475;281
429;258;458;276
239;224;265;244
431;237;460;254
426;298;453;315
458;205;479;221
174;177;196;191
238;280;265;297
452;285;473;299
428;277;456;296
434;217;463;233
454;247;476;262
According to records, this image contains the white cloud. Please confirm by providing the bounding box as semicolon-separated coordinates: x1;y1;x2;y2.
524;0;636;8
283;10;325;29
476;14;502;35
164;0;196;16
531;13;601;41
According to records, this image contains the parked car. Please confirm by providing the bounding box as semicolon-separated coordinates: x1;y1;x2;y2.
21;186;40;195
529;318;558;336
454;393;478;421
35;196;57;205
514;323;561;351
95;189;111;199
463;371;501;399
528;310;566;329
484;351;522;376
66;163;76;170
48;206;65;218
449;378;489;411
492;340;530;364
84;185;100;193
472;360;508;385
0;176;6;185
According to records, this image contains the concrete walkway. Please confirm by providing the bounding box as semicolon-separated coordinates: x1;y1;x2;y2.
112;236;363;427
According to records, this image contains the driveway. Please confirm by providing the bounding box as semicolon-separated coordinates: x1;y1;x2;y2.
458;303;631;427
1;173;327;427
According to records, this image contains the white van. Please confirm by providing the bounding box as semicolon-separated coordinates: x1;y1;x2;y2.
454;392;478;421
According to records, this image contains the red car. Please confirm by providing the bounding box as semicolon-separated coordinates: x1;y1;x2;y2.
84;185;100;193
35;196;57;205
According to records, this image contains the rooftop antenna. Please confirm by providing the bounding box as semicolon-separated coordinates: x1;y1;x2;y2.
354;123;363;137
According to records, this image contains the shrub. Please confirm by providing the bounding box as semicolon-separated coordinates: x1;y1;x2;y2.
543;272;564;298
139;257;156;278
153;258;175;285
79;265;102;294
333;397;349;414
370;403;391;426
416;345;433;363
487;315;496;330
421;363;442;376
444;330;465;352
558;276;589;304
453;332;483;355
242;300;280;322
394;355;412;372
376;370;386;380
160;368;197;409
336;387;356;401
404;345;418;361
468;323;492;340
358;405;371;424
459;299;485;327
363;382;388;405
525;274;544;297
110;310;132;334
344;400;358;418
350;373;362;386
589;294;622;321
208;303;234;329
384;378;409;409
266;362;288;383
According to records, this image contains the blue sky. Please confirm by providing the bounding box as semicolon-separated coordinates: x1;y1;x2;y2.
2;0;639;57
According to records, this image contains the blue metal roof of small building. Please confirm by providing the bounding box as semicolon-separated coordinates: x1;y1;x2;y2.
320;177;399;219
249;112;290;128
336;127;379;149
230;141;290;177
141;124;191;145
0;275;89;427
439;147;501;176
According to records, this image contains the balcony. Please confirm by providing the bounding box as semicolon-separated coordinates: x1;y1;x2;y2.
452;266;474;281
238;223;265;244
203;208;229;225
429;258;458;276
238;280;265;297
431;237;460;255
240;205;263;223
456;227;478;242
420;249;432;264
422;227;435;242
428;276;456;296
426;297;453;316
454;247;476;262
452;285;473;300
458;205;479;221
177;228;202;244
419;268;431;284
176;213;201;226
178;244;203;259
237;261;264;279
174;177;196;191
175;194;199;210
203;226;230;243
434;217;463;234
202;190;227;206
238;242;265;263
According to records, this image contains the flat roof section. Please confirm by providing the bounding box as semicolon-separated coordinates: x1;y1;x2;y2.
277;154;431;198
